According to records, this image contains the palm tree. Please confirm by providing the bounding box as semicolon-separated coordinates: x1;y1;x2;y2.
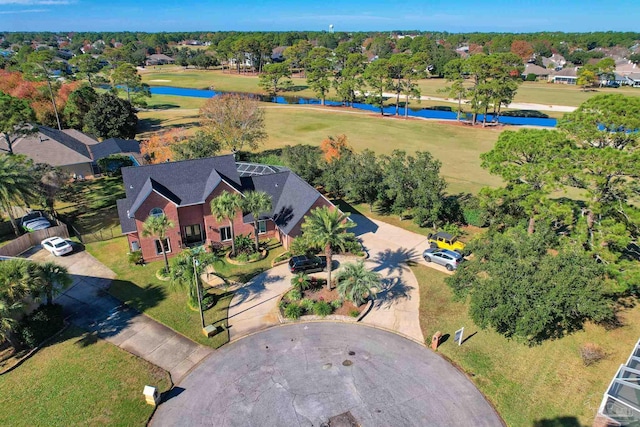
301;206;356;290
0;259;36;348
210;191;242;256
336;261;380;306
169;249;218;310
36;262;71;305
243;190;272;251
142;214;175;274
0;155;37;236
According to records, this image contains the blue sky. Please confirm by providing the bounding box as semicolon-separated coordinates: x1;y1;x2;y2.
1;0;639;33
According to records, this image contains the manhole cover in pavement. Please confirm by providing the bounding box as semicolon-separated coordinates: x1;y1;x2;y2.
328;411;359;427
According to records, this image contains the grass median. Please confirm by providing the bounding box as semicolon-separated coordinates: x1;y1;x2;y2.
413;263;640;426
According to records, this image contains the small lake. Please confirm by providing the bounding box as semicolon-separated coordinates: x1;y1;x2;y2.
149;86;558;128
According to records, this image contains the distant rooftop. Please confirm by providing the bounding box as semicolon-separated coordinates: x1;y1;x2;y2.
236;162;289;177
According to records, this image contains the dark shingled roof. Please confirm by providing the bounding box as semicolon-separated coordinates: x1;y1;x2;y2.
117;155;329;237
241;171;321;235
38;126;92;159
89;137;140;161
118;155;242;229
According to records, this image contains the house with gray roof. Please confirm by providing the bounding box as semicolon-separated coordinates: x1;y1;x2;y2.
145;54;175;66
1;126;141;178
548;67;579;84
116;155;336;262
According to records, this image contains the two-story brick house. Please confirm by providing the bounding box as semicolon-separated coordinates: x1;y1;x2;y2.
116;155;335;262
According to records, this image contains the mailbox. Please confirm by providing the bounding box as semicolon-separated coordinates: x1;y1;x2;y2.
431;331;443;351
143;385;160;406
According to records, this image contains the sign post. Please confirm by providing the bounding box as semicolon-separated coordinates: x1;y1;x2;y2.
454;327;464;346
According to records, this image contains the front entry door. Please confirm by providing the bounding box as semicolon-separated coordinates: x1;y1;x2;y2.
184;224;203;245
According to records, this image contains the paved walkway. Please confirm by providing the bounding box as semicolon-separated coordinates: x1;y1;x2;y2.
28;246;212;383
227;214;447;344
152;323;503;427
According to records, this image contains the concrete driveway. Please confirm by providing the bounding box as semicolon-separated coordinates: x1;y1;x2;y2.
26;243;212;383
151;323;503;427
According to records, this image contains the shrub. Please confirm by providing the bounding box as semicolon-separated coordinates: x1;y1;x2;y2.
580;343;606;366
463;208;488;227
18;304;65;349
300;298;315;312
525;73;537;81
441;223;463;237
286;288;302;302
330;299;343;310
290;236;318;256
284;303;302;319
341;239;364;255
234;234;255;255
313;301;333;317
235;253;249;263
249;252;261;262
274;251;291;264
128;250;143;265
349;309;360;318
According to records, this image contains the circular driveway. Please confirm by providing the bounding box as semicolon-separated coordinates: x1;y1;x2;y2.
152;323;502;427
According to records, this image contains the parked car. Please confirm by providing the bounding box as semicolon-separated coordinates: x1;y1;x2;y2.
41;237;73;256
20;211;51;232
289;255;327;274
427;232;465;252
422;248;463;271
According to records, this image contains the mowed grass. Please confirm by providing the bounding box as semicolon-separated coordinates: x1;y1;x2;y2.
0;325;170;426
86;237;232;348
413;263;640;427
262;104;503;194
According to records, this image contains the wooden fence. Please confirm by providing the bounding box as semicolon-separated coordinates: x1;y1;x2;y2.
0;224;69;257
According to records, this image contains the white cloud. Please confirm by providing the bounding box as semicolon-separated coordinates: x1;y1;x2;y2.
0;0;72;4
0;8;47;13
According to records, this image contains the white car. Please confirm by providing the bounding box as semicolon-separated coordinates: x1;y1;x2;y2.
41;237;73;256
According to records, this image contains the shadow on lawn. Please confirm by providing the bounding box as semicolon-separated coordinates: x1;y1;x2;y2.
533;416;581;427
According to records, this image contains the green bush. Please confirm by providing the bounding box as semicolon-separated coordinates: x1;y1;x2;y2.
330;299;343;310
284;303;302;319
441;223;463;237
525;73;537;82
235;253;249;263
234;234;255;255
286;288;302;302
273;251;291;264
290;236;318;256
18;304;65;349
300;298;315;312
128;250;143;265
291;273;311;291
313;301;333;317
463;208;489;227
349;309;360;318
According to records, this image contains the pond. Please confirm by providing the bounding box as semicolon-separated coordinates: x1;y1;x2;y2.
149;86;558;128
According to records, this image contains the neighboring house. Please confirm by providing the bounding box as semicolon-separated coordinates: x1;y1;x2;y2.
0;126;141;178
542;53;567;70
271;46;287;62
616;60;638;76
626;73;640;87
146;54;175;66
549;67;579;84
116;155;336;262
523;63;550;80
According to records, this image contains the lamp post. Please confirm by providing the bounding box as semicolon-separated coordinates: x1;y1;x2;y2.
193;257;205;329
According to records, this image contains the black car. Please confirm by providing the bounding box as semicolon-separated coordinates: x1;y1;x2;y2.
288;255;327;273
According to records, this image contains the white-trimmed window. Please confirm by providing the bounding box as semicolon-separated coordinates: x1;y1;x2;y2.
220;226;232;242
155;238;171;254
258;220;267;234
150;207;164;218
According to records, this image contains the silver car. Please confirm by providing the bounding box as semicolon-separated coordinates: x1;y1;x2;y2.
422;248;463;271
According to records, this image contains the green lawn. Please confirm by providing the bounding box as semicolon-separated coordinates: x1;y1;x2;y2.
0;326;170;427
86;237;232;348
56;177;125;236
413;263;640;427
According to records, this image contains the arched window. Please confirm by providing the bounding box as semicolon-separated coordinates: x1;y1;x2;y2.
150;207;164;218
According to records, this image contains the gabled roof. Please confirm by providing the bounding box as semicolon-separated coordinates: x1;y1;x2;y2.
1;126;93;166
118;155;243;224
524;63;550;76
552;67;578;77
62;129;99;146
89;137;140;161
241;171;321;235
